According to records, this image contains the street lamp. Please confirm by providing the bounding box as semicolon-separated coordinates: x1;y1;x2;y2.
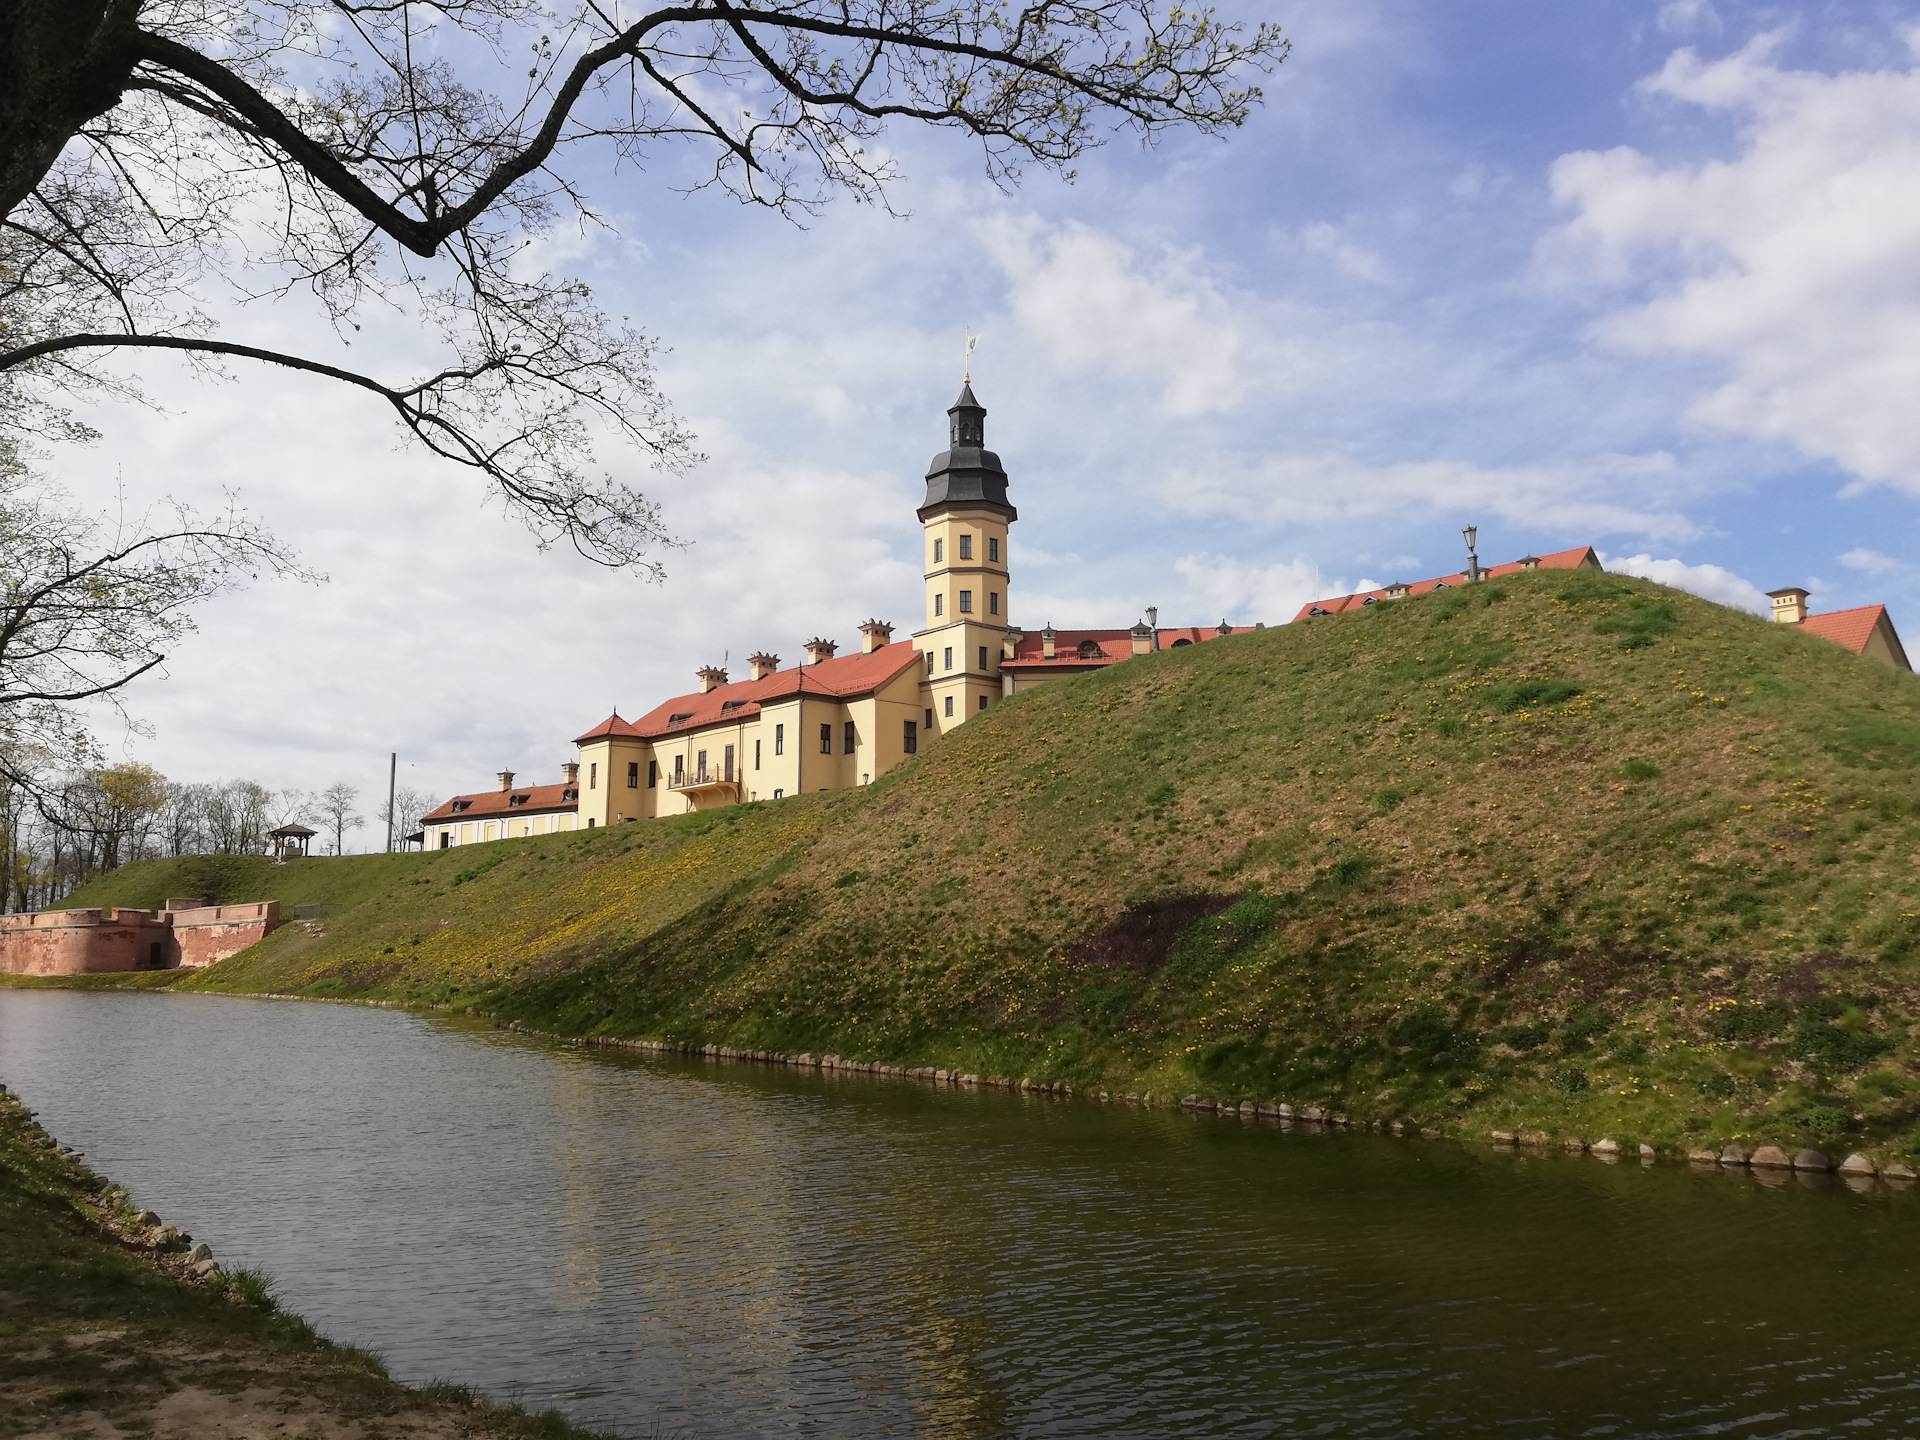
1463;525;1481;583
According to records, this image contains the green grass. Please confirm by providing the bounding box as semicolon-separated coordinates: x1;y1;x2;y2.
48;569;1920;1155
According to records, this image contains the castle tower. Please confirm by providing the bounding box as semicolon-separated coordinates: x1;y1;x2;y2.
916;383;1016;733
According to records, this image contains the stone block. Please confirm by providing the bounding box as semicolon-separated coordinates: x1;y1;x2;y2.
1791;1149;1832;1172
1748;1146;1791;1169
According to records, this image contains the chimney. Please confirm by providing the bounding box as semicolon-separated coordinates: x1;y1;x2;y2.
1131;620;1153;657
748;651;781;682
696;664;728;693
1767;587;1810;625
561;762;579;785
1002;628;1023;661
803;636;838;666
859;619;894;654
496;770;515;792
1041;623;1056;661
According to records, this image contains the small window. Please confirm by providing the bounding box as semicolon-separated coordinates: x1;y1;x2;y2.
934;594;944;616
933;538;944;563
1171;638;1192;648
587;818;595;827
1077;639;1103;659
988;537;1000;562
775;723;785;755
978;645;988;671
755;739;762;769
820;722;832;754
647;761;657;789
959;590;973;613
903;720;918;755
439;832;451;849
959;535;972;560
626;761;639;788
589;764;598;789
943;646;953;671
925;708;934;729
773;788;785;799
989;592;999;615
978;695;988;712
944;695;954;717
925;652;935;676
843;720;856;753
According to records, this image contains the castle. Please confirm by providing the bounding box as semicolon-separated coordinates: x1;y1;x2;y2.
421;383;1268;847
419;384;1911;850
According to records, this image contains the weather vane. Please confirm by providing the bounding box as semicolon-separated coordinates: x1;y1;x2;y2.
963;328;980;383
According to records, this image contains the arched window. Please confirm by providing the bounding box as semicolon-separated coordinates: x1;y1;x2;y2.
1076;639;1104;659
1170;638;1192;648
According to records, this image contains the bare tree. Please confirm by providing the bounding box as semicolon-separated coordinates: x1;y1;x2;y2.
0;2;1286;572
0;436;308;784
388;785;440;848
313;780;362;856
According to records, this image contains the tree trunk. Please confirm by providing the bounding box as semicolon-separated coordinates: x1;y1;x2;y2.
0;0;143;217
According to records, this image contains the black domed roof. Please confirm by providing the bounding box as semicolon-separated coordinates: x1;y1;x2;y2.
919;384;1016;520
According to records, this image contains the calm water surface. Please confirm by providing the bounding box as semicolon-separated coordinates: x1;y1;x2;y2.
4;989;1919;1438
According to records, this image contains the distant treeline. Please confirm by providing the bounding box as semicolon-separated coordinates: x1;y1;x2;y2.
0;766;439;914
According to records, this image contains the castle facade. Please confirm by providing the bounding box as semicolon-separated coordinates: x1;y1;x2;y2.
422;384;1257;847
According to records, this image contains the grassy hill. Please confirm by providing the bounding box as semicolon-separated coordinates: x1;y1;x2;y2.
46;568;1920;1154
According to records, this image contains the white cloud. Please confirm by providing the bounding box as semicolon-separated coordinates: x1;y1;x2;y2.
1841;547;1904;574
1173;554;1331;625
1542;39;1920;494
976;216;1251;416
1300;222;1389;283
1656;0;1721;37
1158;451;1698;542
1602;552;1770;612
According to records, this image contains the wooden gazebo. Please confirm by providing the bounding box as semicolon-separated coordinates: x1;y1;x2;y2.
269;823;316;860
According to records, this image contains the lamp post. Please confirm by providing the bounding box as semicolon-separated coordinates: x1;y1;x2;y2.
1463;525;1481;583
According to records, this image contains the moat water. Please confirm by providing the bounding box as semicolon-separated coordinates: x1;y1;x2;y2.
5;990;1920;1438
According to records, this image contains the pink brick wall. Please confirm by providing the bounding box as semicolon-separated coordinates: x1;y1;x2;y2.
0;900;281;975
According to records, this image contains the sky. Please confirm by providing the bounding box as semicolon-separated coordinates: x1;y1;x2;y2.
48;0;1920;842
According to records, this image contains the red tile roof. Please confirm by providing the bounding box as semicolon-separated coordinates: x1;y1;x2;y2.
999;625;1258;670
572;641;926;744
1290;546;1602;623
423;781;576;823
1800;604;1908;666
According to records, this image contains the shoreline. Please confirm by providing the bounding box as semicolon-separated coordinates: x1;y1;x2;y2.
14;977;1916;1191
0;1078;613;1439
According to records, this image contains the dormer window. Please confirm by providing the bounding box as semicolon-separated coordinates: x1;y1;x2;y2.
509;793;530;807
721;699;747;713
1308;606;1330;616
450;799;472;813
1431;582;1449;590
562;787;578;802
668;711;694;725
1076;640;1104;659
1362;596;1378;605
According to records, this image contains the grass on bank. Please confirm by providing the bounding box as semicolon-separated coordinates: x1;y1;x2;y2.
0;1083;610;1439
45;568;1920;1155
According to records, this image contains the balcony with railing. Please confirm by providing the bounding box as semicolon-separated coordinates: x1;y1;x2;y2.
666;759;740;808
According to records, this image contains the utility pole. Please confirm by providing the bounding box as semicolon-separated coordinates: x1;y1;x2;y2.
385;752;397;853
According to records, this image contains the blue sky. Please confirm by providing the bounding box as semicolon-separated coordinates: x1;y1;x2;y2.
62;0;1920;826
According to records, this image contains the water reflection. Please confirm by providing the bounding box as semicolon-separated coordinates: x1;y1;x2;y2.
3;989;1919;1437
